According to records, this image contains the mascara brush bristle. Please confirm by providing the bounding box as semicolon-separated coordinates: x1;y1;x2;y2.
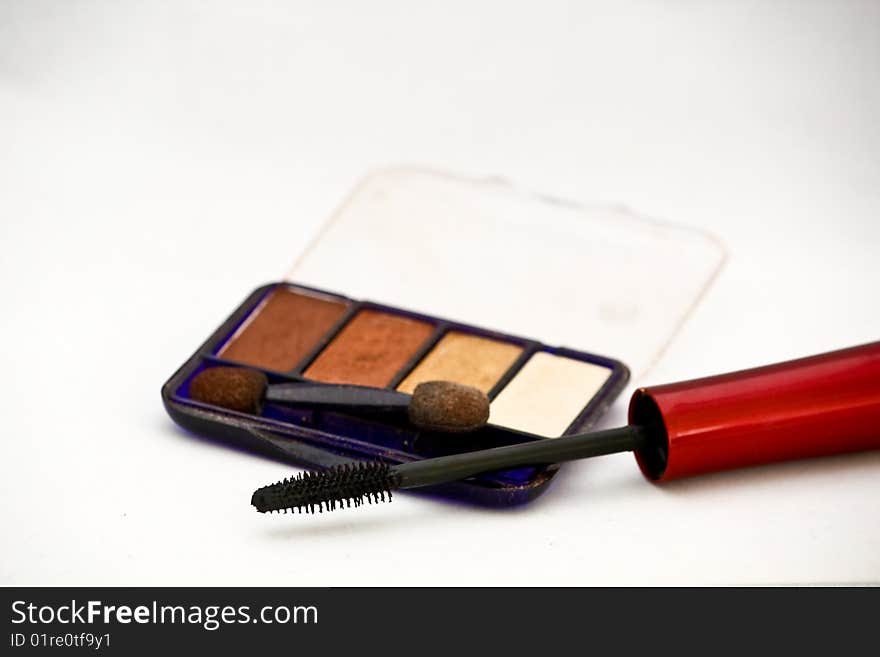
251;462;399;514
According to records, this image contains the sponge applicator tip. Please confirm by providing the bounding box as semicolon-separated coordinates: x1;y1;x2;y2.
408;381;490;433
189;366;268;414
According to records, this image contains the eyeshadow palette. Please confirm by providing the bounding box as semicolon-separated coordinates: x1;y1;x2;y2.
160;169;728;506
163;281;628;506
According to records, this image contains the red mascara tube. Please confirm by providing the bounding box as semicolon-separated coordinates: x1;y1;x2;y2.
629;341;880;480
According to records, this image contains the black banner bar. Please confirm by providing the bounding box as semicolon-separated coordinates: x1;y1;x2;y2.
1;587;874;654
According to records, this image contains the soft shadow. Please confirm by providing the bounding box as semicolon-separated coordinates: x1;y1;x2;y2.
260;480;562;540
260;505;439;540
160;417;311;467
650;449;880;497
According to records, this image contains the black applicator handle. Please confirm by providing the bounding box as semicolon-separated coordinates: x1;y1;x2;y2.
394;425;651;489
265;382;411;414
266;379;490;433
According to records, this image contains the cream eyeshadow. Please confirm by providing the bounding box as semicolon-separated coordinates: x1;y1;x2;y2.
488;352;612;437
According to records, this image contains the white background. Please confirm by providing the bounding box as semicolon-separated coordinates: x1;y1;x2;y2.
2;1;878;585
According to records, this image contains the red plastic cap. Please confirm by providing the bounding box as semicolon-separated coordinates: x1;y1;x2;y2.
628;341;880;481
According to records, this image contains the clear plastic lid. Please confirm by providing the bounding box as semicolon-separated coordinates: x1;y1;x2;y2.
286;167;725;379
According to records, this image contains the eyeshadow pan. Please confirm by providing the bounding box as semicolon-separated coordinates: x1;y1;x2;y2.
489;352;612;437
397;332;523;394
304;309;434;387
218;287;348;372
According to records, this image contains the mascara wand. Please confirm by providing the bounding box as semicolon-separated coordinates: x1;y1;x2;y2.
251;341;880;515
251;425;649;513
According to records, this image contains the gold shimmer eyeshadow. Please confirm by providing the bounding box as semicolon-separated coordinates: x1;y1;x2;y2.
218;287;348;372
397;332;523;394
489;352;612;437
304;310;434;387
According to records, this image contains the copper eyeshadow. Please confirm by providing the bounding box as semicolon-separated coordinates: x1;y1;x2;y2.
304;309;434;387
219;287;348;372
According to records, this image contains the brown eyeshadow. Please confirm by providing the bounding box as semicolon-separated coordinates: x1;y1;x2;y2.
219;287;348;372
304;309;434;387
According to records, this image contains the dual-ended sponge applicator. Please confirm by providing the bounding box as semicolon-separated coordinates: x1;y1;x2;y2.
188;366;491;434
250;341;880;515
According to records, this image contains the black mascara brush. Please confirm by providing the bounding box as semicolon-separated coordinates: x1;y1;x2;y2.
251;342;880;514
251;425;650;513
